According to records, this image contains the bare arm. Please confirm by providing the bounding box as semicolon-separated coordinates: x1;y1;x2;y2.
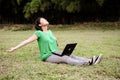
7;34;38;52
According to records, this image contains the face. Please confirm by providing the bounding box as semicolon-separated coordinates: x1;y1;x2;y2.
39;18;49;27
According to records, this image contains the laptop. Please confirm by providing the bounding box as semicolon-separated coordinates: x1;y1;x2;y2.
53;43;77;56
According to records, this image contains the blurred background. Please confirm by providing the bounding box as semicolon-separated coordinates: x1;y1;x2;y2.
0;0;120;24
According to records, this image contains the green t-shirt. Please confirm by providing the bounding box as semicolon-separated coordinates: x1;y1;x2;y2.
34;30;58;61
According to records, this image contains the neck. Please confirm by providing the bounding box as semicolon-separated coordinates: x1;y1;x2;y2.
41;26;48;32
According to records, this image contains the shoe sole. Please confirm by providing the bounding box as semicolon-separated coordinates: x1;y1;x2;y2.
89;56;96;65
94;54;103;64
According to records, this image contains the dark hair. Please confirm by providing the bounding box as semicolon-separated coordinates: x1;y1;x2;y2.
35;17;43;31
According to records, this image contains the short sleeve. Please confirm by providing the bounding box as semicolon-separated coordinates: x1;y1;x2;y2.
49;30;53;35
34;30;41;37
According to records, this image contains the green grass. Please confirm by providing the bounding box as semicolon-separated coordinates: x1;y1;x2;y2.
0;27;120;80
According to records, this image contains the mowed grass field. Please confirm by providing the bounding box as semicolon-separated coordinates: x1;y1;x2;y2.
0;26;120;80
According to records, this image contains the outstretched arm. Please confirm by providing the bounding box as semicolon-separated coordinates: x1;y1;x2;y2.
7;34;38;52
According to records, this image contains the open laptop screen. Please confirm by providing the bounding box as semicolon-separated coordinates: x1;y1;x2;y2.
53;43;77;56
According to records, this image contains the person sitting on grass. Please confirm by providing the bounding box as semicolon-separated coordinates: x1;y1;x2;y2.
8;17;103;66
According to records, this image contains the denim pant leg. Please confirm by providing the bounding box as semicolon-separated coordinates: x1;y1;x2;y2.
70;55;91;62
46;54;67;63
46;54;90;65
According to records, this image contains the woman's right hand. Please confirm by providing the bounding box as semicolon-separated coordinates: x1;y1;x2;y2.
7;47;16;52
7;34;38;52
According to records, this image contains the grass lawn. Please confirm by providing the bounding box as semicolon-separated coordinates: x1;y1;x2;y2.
0;26;120;80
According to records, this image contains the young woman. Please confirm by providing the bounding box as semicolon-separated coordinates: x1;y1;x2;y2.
8;17;103;66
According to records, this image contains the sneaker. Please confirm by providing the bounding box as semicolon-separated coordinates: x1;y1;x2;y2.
94;54;103;64
89;56;96;65
93;56;96;64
